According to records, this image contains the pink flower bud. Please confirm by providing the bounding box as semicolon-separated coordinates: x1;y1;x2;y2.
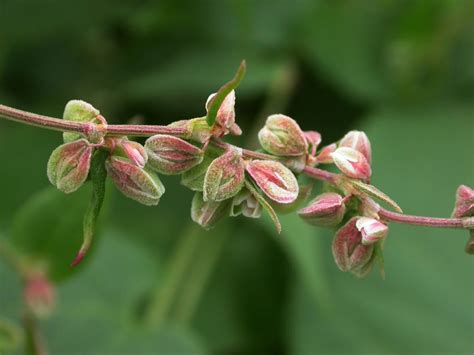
47;139;93;193
108;138;148;168
206;90;241;136
356;217;388;245
332;218;374;274
304;131;322;157
339;130;372;163
203;148;245;201
145;134;203;175
246;160;299;204
231;189;262;218
298;192;346;227
451;185;474;218
106;156;165;206
24;271;55;318
315;143;337;164
191;192;231;229
258;114;307;156
331;147;371;180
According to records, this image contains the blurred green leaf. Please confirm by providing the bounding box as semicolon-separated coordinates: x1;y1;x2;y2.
10;185;105;282
288;104;474;354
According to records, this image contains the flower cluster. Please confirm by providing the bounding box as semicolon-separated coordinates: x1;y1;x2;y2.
41;64;472;277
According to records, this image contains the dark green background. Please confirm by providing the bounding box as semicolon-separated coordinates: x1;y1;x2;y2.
0;0;473;354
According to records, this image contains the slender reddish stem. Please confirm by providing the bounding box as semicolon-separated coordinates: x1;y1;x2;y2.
378;208;467;229
0;104;187;137
302;165;337;184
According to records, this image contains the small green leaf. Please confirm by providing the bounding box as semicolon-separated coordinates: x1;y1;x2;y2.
10;184;107;282
245;180;281;233
347;178;403;213
206;60;246;127
71;150;108;267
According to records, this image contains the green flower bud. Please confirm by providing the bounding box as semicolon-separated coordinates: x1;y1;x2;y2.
230;189;262;218
258;114;307;156
47;139;93;193
191;192;231;230
106;156;165;206
181;147;221;191
145;134;203;175
62;100;105;144
203;148;245;201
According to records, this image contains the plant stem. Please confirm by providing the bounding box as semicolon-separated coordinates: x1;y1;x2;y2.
302;165;337;184
378;208;469;229
301;164;471;230
23;313;48;355
144;225;201;326
0;104;187;137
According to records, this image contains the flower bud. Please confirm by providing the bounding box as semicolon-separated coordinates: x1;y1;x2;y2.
191;192;231;229
206;90;241;136
246;160;299;204
231;189;262;218
47;139;93;193
24;271;55;318
63;100;105;144
332;218;374;273
304;131;322;157
106;156;165;206
315;143;337;164
298;192;346;227
181;148;221;191
203;148;245;201
339;130;372;163
451;185;474;218
331;147;371;180
145;134;203;175
356;217;388;245
258;114;307;156
109;138;148;168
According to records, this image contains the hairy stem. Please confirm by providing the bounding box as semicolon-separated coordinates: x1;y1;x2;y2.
0;104;187;137
378;208;468;229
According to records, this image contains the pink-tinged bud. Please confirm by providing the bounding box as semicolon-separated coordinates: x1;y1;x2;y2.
332;218;374;274
191;192;231;229
331;147;371;180
258;114;307;156
47;139;93;194
106;156;165;206
451;185;474;218
315;143;337;164
108;138;148;168
246;160;299;204
24;271;55;318
206;90;241;136
356;217;388;245
359;197;381;219
145;134;203;175
231;189;262;218
203;148;245;201
63;100;105;144
304;131;322;157
339;130;372;163
298;192;346;227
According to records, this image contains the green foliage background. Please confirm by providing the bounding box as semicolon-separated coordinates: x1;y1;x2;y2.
0;0;473;354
